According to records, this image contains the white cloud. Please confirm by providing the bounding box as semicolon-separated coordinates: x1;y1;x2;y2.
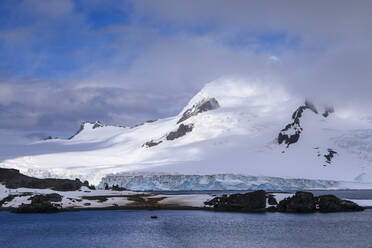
1;0;372;131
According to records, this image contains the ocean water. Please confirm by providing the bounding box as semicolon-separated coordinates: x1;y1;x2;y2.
1;209;372;248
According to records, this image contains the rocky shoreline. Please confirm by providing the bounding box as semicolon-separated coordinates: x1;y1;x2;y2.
0;189;367;214
0;168;95;191
205;190;365;213
0;168;369;214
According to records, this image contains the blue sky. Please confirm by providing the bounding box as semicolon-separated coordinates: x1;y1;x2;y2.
0;0;292;80
0;0;371;138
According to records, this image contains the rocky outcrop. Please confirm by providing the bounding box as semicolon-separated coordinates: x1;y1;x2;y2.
133;119;157;128
277;191;316;213
0;168;93;191
318;195;364;212
43;193;63;202
144;122;194;148
0;194;18;207
205;191;364;214
69;121;104;139
166;124;194;141
278;101;318;147
142;140;163;148
103;183;127;191
177;98;220;124
267;194;278;205
277;192;364;213
324;149;338;165
12;194;62;213
204;190;267;212
92;121;104;129
69;122;85;139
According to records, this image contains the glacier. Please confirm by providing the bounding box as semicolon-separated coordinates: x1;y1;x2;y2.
98;174;346;191
1;77;372;190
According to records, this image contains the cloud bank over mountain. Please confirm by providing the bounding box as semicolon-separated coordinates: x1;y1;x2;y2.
1;0;371;133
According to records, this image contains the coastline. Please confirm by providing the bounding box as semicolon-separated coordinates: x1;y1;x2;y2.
1;169;371;213
1;188;371;213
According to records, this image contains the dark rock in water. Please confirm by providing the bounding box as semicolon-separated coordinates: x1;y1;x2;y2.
12;194;61;213
317;195;364;212
277;192;316;213
204;190;267;212
44;136;53;140
177;98;220;124
142;140;163;148
166;124;193;141
0;168;90;191
206;191;364;214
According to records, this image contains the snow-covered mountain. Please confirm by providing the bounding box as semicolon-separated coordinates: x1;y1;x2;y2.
1;77;372;190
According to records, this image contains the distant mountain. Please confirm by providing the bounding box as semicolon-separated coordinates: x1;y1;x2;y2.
1;78;372;190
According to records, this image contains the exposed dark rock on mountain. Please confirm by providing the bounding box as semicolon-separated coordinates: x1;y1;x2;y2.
277;191;316;213
142;140;163;148
278;101;318;147
69;121;107;139
305;100;318;114
322;106;335;118
92;121;104;129
318;195;364;212
133;119;157;128
166;124;194;141
177;98;220;124
204;190;267;212
69;122;86;139
12;194;62;213
0;168;93;191
324;149;338;165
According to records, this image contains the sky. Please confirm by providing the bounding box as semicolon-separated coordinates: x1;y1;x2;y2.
0;0;372;138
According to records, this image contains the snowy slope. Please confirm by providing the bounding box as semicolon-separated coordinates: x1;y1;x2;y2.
1;77;372;189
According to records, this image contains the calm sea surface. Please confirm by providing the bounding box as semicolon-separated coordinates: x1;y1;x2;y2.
1;209;372;248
